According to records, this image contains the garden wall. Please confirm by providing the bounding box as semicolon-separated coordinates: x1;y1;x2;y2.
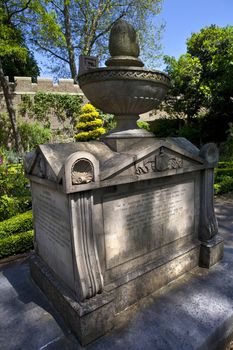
0;77;85;130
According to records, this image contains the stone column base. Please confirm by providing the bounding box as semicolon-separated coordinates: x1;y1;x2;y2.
199;236;224;268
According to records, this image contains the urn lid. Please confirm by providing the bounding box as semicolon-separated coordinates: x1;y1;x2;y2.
105;19;144;67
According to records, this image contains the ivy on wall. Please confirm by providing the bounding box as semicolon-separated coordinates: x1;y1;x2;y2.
18;91;83;126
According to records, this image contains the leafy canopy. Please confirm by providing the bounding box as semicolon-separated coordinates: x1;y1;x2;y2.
25;0;164;78
0;1;39;79
164;25;233;119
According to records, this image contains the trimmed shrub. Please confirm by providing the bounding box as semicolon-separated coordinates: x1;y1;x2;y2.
214;176;233;195
0;211;33;239
0;230;34;258
217;161;233;169
75;104;106;141
215;168;233;180
0;154;31;221
214;161;233;194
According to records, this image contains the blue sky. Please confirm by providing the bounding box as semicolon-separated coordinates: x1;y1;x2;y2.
37;0;233;76
159;0;233;60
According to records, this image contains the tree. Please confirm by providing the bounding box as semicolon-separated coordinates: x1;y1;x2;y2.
26;0;164;79
0;0;39;151
2;49;39;82
164;25;233;123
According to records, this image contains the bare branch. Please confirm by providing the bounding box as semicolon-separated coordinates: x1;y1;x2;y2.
50;0;63;13
34;40;70;63
8;0;32;21
88;11;126;51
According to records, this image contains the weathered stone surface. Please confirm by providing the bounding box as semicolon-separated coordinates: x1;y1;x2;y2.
30;255;115;346
31;183;74;291
26;137;222;345
200;235;224;267
103;182;194;269
106;19;144;67
29;241;200;345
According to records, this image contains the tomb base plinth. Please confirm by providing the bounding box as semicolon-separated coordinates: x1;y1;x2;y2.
25;138;223;345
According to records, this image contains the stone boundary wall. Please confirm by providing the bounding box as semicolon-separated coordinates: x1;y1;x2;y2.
0;77;86;133
0;76;84;95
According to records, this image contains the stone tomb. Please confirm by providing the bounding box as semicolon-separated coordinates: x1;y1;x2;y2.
25;137;223;345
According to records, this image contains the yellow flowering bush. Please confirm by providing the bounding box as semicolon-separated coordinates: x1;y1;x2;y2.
75;104;106;141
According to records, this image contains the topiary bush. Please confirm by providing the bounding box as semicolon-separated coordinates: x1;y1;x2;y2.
75;104;106;141
0;230;34;258
0;210;33;238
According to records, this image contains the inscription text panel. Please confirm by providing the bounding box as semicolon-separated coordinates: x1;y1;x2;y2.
103;181;194;269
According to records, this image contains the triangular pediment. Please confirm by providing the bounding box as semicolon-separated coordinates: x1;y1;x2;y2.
24;138;205;185
24;148;58;181
100;138;204;180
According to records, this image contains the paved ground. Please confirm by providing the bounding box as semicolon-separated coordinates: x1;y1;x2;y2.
0;196;233;350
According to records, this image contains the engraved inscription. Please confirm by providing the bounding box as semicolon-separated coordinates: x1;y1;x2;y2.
32;183;74;291
35;190;71;249
103;182;194;269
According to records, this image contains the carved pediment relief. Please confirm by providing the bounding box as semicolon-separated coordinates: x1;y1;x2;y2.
100;138;204;181
135;147;183;175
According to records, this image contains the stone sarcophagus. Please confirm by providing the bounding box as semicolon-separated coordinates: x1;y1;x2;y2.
25;137;223;345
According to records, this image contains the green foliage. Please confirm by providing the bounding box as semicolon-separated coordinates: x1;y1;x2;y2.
19;92;83;126
0;112;11;147
0;230;34;258
0;1;39;79
214;176;233;195
25;0;164;78
75;104;106;141
99;111;116;132
0;210;33;239
150;118;183;138
137;121;150;131
0;12;26;61
164;53;203;118
18;121;52;152
164;25;233;144
0;152;31;220
214;161;233;195
215;168;233;179
2;50;39;81
0;194;30;222
218;161;233;169
220;123;233;161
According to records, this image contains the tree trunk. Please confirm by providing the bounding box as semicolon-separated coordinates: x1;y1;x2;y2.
63;1;77;81
0;59;21;152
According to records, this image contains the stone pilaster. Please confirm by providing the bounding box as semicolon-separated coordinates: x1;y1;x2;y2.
199;143;224;267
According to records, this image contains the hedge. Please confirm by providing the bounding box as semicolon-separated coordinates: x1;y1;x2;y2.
0;230;34;258
218;161;233;169
0;210;33;239
215;168;233;179
214;161;233;194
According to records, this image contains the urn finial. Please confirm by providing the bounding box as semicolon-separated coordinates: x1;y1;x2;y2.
105;19;144;67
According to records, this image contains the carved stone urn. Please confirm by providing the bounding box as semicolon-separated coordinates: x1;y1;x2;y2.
78;20;170;139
